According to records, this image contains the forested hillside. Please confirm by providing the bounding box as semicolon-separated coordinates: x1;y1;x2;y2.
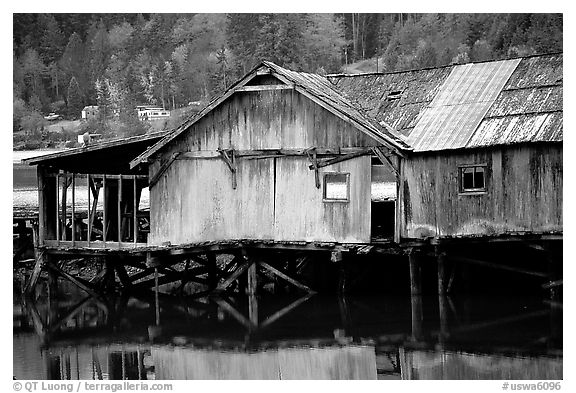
13;13;562;145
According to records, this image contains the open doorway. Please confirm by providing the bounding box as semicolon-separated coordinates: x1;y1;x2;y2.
371;163;397;241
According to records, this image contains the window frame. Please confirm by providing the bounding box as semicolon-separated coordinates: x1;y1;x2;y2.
458;163;488;195
323;172;350;203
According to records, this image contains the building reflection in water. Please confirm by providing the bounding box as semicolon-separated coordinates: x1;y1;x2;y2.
13;283;562;380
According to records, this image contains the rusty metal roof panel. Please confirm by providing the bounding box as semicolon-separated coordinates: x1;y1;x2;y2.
406;59;521;151
503;53;563;89
467;54;563;148
486;86;562;117
468;112;563;147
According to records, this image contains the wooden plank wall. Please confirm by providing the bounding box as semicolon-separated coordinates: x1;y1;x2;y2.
159;89;379;157
274;156;371;243
401;144;562;238
150;89;377;245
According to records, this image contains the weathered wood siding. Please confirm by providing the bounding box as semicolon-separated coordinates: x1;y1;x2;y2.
401;144;562;238
159;89;379;155
274;156;371;243
149;90;375;245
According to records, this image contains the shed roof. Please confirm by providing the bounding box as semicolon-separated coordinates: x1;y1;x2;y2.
329;53;563;152
23;131;169;173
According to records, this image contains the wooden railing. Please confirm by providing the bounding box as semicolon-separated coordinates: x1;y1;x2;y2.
43;173;149;249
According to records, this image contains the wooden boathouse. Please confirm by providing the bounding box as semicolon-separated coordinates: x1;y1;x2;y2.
22;53;562;299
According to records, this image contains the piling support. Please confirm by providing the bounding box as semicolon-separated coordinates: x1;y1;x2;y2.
437;249;447;295
25;249;47;296
154;267;160;326
438;295;448;345
408;249;422;296
206;253;218;291
332;250;346;294
410;294;423;341
247;260;258;327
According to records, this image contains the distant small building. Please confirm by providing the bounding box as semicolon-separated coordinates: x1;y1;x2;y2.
136;106;170;121
81;106;99;121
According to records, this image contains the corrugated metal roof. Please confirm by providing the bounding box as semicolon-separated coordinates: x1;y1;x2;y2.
327;53;563;152
468;112;562;147
405;59;521;151
468;54;563;147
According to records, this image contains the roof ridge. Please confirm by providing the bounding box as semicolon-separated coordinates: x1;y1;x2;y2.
327;52;563;79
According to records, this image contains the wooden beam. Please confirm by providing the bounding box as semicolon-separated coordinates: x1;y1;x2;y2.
260;293;314;328
219;149;237;189
214;260;253;292
311;148;372;170
25;249;46;295
236;85;293;92
177;148;368;160
213;297;255;329
149;153;179;188
305;148;320;189
47;261;101;299
372;147;400;178
259;262;315;293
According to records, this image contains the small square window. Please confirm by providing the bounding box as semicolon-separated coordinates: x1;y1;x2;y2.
324;173;350;202
459;165;487;194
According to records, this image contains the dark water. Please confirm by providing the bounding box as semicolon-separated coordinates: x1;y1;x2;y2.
13;281;562;380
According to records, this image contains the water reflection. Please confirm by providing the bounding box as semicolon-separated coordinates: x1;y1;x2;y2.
13;283;562;380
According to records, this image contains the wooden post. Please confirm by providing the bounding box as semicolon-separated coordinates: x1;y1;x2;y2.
410;294;423;341
89;178;100;241
395;155;402;243
25;249;47;296
207;253;218;290
248;262;258;328
38;166;56;244
437;250;447;295
71;173;75;246
154;267;160;326
438;294;448;345
87;174;91;245
408;249;422;296
133;176;138;245
332;250;346;294
55;173;60;243
61;175;69;241
103;175;107;245
117;176;122;243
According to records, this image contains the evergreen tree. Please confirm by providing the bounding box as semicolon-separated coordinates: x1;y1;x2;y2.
38;14;65;63
66;76;84;117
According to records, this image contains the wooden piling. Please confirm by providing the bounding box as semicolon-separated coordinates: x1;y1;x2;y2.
437;251;447;295
154;267;160;326
410;294;423;341
408;249;422;296
206;253;218;290
332;250;346;294
438;295;448;344
25;249;47;296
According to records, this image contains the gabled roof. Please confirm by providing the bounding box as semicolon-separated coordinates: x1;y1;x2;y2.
329;53;563;153
130;61;411;168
